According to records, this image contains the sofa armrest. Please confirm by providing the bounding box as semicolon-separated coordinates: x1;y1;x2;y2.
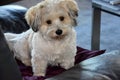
0;27;22;80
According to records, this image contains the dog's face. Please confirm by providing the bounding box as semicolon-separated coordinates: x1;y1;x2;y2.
25;0;78;40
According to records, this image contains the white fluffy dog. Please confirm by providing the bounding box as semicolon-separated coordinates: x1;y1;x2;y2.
5;0;78;76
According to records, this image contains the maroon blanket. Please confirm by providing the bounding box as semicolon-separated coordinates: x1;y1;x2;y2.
17;47;105;80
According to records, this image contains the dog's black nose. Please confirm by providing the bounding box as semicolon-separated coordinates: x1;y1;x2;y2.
56;29;62;35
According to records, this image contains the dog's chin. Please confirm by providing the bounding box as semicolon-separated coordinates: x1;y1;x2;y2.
46;31;68;40
51;35;66;40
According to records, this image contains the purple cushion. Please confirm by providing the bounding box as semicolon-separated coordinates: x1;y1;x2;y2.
16;46;105;80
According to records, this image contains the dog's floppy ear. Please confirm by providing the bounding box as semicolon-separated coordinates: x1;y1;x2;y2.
25;2;45;32
65;0;79;18
25;6;38;32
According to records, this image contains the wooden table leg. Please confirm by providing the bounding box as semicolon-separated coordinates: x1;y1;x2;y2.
91;7;101;50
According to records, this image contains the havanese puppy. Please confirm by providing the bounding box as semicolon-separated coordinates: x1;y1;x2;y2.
5;0;79;76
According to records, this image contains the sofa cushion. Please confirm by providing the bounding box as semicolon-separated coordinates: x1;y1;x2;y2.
0;5;29;33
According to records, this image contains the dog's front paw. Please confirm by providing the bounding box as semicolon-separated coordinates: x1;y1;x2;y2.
34;72;45;77
22;59;31;66
61;60;74;69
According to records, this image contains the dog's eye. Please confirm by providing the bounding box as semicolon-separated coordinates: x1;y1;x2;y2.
59;16;64;21
46;20;52;24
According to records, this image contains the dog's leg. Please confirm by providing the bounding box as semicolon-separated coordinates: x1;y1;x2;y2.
19;51;31;66
60;58;75;70
13;39;31;66
31;50;47;76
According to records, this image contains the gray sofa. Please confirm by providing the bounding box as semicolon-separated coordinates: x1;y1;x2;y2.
48;50;120;80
